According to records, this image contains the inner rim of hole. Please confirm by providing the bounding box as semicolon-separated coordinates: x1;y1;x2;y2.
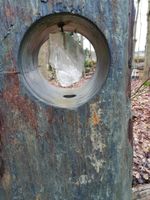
19;13;110;108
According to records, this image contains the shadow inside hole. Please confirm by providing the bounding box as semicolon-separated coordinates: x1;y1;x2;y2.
63;94;76;98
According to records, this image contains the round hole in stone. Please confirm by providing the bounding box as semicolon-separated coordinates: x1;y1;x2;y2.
18;13;110;109
38;32;97;88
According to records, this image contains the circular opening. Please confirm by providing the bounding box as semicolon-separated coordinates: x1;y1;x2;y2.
38;32;97;88
18;13;110;109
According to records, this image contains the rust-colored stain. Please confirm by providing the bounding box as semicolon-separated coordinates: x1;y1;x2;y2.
1;170;11;190
66;112;74;126
2;68;38;130
92;112;100;126
46;107;54;124
4;3;14;19
4;51;13;63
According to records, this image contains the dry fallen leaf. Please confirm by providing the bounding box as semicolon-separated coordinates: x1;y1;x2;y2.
132;80;150;186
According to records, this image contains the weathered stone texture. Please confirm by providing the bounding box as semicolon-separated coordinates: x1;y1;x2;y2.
0;0;133;199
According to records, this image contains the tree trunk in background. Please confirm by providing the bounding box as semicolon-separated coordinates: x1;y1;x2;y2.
143;0;150;80
133;0;140;55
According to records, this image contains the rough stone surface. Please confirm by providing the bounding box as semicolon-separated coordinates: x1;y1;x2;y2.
0;0;133;199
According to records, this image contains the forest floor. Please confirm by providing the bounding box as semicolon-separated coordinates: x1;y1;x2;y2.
131;79;150;186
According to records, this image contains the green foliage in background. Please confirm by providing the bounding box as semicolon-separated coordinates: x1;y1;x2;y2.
144;80;150;87
84;60;96;73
